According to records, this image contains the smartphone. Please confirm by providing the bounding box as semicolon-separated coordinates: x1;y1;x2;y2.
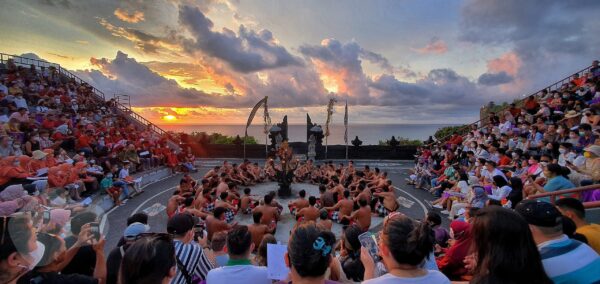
89;222;100;241
358;231;381;262
42;211;51;224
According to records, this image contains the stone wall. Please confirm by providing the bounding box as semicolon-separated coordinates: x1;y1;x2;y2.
185;142;417;160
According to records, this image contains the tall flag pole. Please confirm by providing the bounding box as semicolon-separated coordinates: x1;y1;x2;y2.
325;98;336;159
344;100;348;160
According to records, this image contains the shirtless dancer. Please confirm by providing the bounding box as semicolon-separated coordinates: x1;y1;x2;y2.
373;185;399;217
253;194;281;231
350;198;372;232
296;196;319;222
206;207;236;241
247;211;275;252
288;189;309;217
324;190;354;224
238;187;255;214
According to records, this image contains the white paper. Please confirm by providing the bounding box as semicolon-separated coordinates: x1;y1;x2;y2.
80;197;92;206
143;203;167;217
267;243;289;280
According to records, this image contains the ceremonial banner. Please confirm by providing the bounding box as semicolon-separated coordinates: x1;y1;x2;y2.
325;98;336;137
344;100;348;143
246;96;267;137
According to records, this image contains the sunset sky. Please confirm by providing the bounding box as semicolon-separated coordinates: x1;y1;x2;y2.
1;0;599;125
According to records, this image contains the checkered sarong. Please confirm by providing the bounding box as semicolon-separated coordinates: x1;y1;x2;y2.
376;203;389;217
225;209;236;223
330;211;340;222
203;202;215;213
242;207;252;214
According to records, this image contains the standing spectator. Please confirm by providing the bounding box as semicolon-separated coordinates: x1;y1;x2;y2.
469;206;552;283
516;200;599;283
206;225;270;284
168;213;213;284
62;212;98;276
555;198;600;253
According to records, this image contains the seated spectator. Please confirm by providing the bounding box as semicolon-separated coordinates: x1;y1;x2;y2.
468;206;552;283
253;234;276;267
19;230;106;284
516;200;600;283
279;223;337;284
338;224;365;282
168;213;213;284
435;220;471;280
555;198;600;253
206;225;270;284
0;214;42;284
205;231;230;268
106;221;150;284
62;212;98;276
119;233;176;284
361;213;450;283
425;212;449;246
527;164;575;199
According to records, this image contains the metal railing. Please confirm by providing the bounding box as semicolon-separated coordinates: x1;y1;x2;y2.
438;63;596;143
527;184;600;209
0;52;167;136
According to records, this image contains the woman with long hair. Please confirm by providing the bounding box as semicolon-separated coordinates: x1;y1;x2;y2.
469;206;552;283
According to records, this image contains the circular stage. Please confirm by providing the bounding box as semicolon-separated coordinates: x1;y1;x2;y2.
235;182;384;242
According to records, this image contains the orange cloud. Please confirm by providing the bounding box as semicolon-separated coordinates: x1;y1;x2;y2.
412;38;448;54
487;51;522;76
114;8;145;23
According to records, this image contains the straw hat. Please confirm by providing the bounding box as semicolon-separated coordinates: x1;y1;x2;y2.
32;150;48;160
564;110;581;118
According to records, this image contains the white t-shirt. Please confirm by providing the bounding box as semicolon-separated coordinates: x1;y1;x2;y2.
206;265;270;284
363;271;450;284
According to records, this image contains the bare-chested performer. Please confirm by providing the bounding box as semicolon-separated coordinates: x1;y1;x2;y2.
288;189;309;216
316;209;333;231
253;194;281;229
296;196;320;222
206;207;236;241
324;190;354;224
373;184;399;217
248;211;275;252
240;187;258;214
350;198;372;232
215;191;237;223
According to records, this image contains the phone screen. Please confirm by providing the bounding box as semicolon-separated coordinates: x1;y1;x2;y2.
42;211;50;224
358;231;381;261
89;222;100;240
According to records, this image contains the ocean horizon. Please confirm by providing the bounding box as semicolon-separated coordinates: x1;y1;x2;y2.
158;124;458;145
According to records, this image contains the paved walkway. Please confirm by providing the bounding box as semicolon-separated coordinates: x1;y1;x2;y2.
102;160;441;252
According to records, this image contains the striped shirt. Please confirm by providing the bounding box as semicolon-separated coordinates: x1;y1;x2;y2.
172;240;214;284
538;235;600;284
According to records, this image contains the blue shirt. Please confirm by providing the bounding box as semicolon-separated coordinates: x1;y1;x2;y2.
542;176;575;202
538;235;600;284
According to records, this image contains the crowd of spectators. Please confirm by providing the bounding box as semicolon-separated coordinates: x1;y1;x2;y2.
2;57;600;284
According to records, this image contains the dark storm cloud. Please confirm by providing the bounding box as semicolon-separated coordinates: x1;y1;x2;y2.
177;5;303;73
477;71;514;86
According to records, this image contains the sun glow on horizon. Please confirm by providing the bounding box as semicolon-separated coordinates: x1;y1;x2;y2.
162;115;177;121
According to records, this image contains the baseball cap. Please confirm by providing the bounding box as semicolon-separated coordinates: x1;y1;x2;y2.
515;200;562;227
124;222;150;240
167;213;196;235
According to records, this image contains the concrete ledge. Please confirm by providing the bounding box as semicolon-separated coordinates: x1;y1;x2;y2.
94;167;174;213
